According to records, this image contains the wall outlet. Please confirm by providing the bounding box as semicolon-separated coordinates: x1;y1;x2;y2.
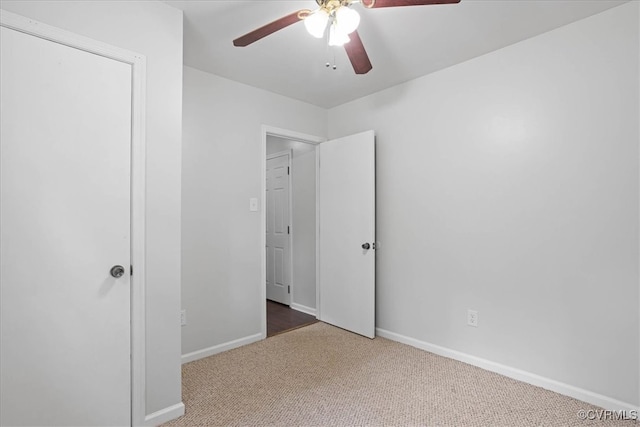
467;309;478;327
180;309;187;326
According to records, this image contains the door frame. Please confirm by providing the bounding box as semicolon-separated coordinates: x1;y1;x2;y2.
260;126;324;338
266;149;293;306
0;10;147;426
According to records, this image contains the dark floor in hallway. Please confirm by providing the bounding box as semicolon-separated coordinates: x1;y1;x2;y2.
266;300;318;337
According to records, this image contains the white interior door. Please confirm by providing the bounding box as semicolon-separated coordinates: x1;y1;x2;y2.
0;26;133;426
319;130;375;338
266;152;292;305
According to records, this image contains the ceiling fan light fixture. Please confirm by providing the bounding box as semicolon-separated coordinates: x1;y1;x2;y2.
335;6;360;34
304;9;329;38
328;22;351;46
233;0;461;74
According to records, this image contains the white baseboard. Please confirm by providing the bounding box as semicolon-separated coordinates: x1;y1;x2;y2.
181;333;263;364
290;302;317;317
144;402;185;426
375;328;639;413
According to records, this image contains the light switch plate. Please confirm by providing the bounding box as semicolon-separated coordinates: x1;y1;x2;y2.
249;198;258;212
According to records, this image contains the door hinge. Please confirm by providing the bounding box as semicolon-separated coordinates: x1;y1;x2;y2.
288;285;290;294
287;166;290;175
130;265;133;276
287;226;290;234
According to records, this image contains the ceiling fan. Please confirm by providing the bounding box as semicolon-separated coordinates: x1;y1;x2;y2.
233;0;461;75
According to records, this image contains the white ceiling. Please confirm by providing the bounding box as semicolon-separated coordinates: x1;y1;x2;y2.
165;0;627;108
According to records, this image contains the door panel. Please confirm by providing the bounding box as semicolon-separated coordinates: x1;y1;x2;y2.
319;131;375;338
266;153;291;305
0;27;132;426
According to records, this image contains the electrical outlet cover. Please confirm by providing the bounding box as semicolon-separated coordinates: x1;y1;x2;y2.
467;309;478;327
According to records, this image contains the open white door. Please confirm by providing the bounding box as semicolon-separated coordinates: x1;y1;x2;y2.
319;130;375;338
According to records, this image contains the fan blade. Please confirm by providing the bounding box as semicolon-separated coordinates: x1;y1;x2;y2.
365;0;460;8
344;31;372;75
233;10;308;47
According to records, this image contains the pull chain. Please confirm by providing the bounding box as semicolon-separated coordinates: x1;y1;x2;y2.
325;28;330;68
324;24;337;71
325;47;337;71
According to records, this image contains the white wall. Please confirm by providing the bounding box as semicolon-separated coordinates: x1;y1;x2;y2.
0;0;184;418
267;136;317;311
181;66;326;357
329;2;639;407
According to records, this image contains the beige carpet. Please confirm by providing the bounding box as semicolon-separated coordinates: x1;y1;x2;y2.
165;322;635;426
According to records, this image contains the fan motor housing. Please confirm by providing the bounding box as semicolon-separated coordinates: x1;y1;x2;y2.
317;0;351;14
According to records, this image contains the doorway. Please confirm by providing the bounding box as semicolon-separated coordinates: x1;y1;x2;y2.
262;127;324;338
261;127;376;339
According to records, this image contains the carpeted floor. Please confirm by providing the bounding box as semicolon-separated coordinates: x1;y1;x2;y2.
165;322;635;426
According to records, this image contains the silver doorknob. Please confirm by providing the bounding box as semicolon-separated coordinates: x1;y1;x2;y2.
362;243;371;250
110;265;125;278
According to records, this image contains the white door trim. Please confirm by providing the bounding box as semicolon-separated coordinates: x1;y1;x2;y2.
266;149;292;306
0;10;147;426
260;126;324;339
314;144;321;322
267;150;293;159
